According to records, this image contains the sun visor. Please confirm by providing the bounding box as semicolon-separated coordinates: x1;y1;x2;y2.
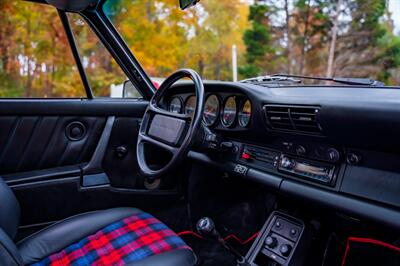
45;0;98;11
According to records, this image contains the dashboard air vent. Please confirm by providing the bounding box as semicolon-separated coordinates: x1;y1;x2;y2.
264;105;322;134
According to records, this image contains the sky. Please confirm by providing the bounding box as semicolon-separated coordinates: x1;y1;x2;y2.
389;0;400;34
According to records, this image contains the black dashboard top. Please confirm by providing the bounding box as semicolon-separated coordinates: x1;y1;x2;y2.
168;81;400;153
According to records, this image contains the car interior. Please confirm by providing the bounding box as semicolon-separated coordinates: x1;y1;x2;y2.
1;0;400;266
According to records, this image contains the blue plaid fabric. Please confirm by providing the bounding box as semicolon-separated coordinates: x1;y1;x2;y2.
31;212;191;266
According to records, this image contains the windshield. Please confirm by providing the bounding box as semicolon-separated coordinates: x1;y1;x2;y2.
103;0;400;86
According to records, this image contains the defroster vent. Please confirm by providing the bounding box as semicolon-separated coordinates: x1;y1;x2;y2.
264;105;322;134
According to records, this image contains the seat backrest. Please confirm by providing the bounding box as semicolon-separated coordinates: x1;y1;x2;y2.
0;178;20;240
0;228;23;265
0;178;22;265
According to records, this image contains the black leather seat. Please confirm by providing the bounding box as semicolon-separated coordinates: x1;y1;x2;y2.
0;178;196;266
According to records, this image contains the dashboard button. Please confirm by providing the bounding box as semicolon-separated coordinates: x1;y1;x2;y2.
234;164;248;176
241;152;251;160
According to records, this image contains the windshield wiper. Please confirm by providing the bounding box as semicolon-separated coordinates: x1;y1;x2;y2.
241;74;385;87
240;75;302;85
270;74;385;86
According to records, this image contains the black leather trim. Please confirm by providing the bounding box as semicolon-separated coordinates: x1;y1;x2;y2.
129;249;197;266
17;207;141;265
0;178;20;240
0;99;148;116
0;228;23;266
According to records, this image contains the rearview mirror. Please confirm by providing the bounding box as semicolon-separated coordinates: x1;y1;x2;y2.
179;0;199;10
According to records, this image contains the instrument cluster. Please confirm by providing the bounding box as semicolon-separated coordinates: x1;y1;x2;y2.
168;93;252;129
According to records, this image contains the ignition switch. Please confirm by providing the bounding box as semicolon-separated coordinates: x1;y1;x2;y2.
115;145;128;158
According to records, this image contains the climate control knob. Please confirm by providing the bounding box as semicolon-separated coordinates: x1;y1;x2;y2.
280;244;292;257
347;153;361;165
265;236;278;248
295;145;307;156
326;148;340;162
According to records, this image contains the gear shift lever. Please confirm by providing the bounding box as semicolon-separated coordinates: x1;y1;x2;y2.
196;217;219;239
196;217;249;266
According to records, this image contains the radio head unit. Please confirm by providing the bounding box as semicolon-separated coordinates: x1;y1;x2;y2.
278;155;336;185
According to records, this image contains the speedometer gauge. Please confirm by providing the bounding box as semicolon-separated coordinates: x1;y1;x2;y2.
184;95;196;117
203;94;220;126
169;97;182;113
222;96;237;127
239;99;251;127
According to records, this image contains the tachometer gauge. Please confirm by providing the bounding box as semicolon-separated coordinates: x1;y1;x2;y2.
169;97;182;113
239;99;251;127
203;94;220;126
184;95;196;117
221;96;237;127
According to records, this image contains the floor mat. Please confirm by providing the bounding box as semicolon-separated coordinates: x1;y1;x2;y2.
184;237;236;266
180;233;259;266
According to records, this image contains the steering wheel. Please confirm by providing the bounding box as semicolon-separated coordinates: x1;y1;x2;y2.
136;69;205;179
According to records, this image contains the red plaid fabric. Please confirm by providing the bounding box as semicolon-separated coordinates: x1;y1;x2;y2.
31;212;191;266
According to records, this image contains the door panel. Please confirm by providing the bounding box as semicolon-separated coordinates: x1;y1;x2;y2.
0;116;105;175
0;99;185;229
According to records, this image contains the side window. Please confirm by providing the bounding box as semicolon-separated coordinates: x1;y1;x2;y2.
0;2;85;98
68;13;142;98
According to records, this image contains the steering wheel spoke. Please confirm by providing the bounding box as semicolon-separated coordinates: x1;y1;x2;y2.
138;132;179;156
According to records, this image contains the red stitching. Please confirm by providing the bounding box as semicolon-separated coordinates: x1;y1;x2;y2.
341;237;400;266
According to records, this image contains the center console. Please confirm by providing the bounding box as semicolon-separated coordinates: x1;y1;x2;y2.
245;211;307;266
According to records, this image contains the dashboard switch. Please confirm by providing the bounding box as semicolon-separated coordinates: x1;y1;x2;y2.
221;141;233;149
242;152;251;160
234;164;248;176
290;228;298;237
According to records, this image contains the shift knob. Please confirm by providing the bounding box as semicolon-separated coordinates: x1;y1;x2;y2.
196;217;218;238
196;217;248;264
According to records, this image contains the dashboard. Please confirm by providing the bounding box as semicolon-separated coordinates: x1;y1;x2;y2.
163;81;400;230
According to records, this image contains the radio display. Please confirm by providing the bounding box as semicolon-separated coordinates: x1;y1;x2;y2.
279;156;335;184
294;163;331;177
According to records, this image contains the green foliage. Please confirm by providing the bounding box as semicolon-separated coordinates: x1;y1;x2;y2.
240;3;272;78
0;73;24;97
